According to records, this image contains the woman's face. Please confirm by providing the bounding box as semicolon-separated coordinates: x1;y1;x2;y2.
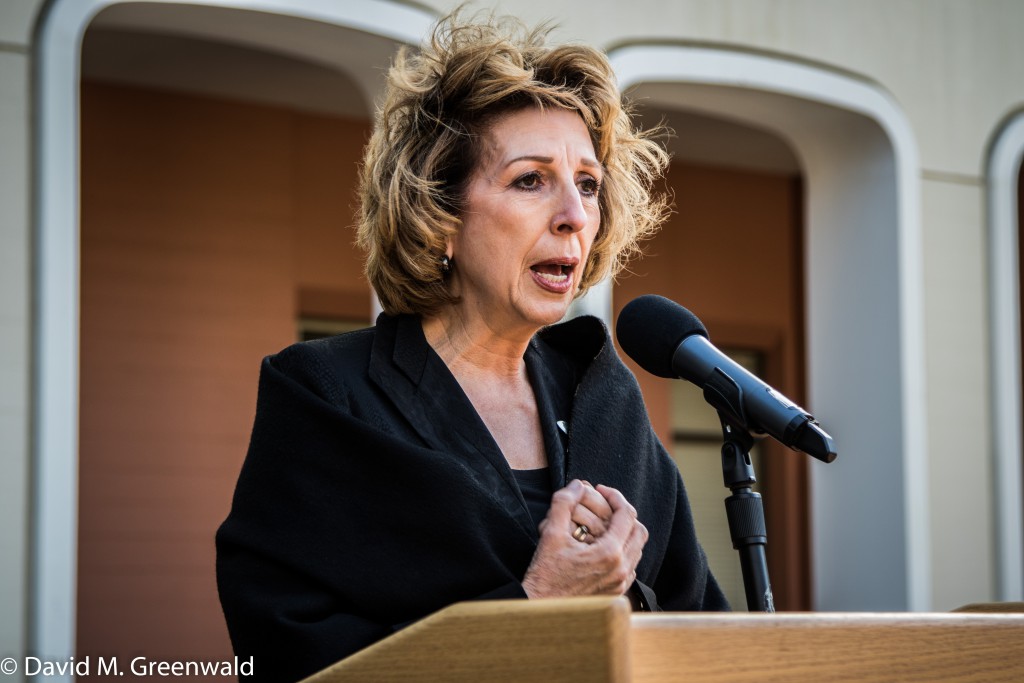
449;107;602;336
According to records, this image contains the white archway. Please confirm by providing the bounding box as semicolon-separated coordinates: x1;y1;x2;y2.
598;44;929;611
32;0;435;663
987;110;1024;602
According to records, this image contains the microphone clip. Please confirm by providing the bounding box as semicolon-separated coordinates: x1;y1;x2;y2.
703;368;749;431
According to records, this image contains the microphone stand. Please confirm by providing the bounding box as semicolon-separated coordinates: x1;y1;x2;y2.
717;413;774;612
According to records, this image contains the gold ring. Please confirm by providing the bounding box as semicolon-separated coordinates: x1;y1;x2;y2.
572;524;590;542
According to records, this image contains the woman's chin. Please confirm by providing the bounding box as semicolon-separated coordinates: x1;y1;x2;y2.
458;286;575;335
521;296;574;328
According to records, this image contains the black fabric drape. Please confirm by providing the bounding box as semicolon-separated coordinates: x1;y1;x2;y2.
216;313;727;682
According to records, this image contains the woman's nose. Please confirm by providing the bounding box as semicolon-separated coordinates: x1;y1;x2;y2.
551;181;589;234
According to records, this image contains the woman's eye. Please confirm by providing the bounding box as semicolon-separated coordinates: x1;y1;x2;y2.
579;177;601;196
515;172;543;191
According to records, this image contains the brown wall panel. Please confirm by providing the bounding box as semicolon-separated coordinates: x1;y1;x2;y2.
615;163;804;433
294;114;371;301
79;81;370;668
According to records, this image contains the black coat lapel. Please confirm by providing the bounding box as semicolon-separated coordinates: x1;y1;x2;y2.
367;314;539;541
524;340;572;489
366;313;445;451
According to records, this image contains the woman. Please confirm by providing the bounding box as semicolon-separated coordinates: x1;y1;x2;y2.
216;13;727;683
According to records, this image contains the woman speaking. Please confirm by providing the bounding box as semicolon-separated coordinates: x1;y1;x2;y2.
216;12;728;682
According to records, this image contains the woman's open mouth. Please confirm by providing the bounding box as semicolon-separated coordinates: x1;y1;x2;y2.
530;259;577;294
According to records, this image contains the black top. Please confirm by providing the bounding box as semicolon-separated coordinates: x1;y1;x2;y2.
511;467;553;529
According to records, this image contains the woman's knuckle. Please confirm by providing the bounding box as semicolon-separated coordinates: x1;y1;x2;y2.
609;566;629;585
552;490;574;506
596;547;618;569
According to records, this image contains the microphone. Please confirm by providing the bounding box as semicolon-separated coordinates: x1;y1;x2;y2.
616;295;837;463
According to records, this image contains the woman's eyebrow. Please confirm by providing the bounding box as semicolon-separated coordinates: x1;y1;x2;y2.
504;154;554;167
503;154;602;169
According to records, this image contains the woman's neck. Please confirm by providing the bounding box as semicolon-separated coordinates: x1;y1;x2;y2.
421;309;534;381
422;308;547;470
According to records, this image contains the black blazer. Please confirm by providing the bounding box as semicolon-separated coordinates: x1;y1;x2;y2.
216;313;726;682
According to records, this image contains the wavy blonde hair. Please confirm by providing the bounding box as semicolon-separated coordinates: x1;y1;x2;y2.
357;10;669;315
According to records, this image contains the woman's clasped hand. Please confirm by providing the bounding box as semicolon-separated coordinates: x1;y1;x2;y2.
524;480;649;599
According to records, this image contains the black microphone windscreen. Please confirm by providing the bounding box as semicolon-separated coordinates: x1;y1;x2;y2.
616;295;708;379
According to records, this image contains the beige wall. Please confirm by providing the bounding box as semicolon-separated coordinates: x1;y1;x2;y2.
0;0;43;669
921;176;993;609
0;0;40;45
433;0;1024;177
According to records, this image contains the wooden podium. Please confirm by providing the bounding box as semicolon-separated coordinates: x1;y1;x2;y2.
302;597;1024;682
